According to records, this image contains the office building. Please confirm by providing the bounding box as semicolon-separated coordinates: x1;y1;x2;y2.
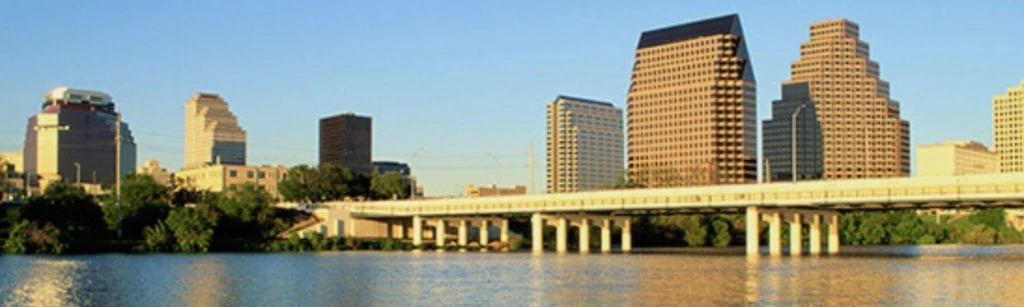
22;87;137;189
138;159;171;186
373;161;411;176
916;141;997;177
994;80;1024;173
465;184;527;198
785;19;910;179
173;164;288;198
0;152;23;174
762;83;824;181
626;14;757;187
320;113;372;174
184;93;247;169
546;95;624;192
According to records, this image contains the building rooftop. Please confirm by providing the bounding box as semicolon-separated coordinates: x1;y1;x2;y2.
637;14;740;49
554;95;615;107
44;86;113;106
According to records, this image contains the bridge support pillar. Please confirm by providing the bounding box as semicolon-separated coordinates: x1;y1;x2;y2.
601;219;611;253
621;218;632;253
531;213;544;254
788;213;802;256
435;220;447;249
458;220;468;247
828;214;840;255
500;219;509;244
809;214;821;255
746;207;759;256
413;216;423;246
578;219;590;253
768;212;782;256
556;218;568;253
479;220;490;247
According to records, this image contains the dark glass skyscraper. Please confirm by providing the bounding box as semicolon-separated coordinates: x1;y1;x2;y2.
319;113;372;174
762;82;823;181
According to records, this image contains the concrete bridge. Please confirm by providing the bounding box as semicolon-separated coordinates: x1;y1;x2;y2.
292;173;1024;256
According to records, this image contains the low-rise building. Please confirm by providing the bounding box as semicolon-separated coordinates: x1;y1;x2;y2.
173;164;288;199
465;185;527;198
1;152;23;174
916;140;997;177
137;159;171;186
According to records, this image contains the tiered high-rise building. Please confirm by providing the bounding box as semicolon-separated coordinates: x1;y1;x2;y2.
546;95;624;193
184;93;247;168
22;87;137;188
319;113;372;174
626;14;757;186
779;18;910;179
994;80;1024;173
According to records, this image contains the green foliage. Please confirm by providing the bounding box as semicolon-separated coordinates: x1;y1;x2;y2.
102;174;172;239
508;234;524;251
210;183;278;243
370;173;410;200
165;207;218;253
710;218;731;247
4;220;68;254
916;234;937;245
969;208;1007;229
142;221;175;252
278;164;370;202
681;215;707;247
3;220;29;253
18;182;106;246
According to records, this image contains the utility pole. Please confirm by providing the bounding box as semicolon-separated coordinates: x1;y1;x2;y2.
791;103;807;183
74;162;81;185
115;112;122;239
409;147;423;199
528;143;535;194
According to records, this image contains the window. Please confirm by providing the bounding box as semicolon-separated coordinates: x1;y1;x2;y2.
229;170;237;178
258;171;266;179
247;171;254;179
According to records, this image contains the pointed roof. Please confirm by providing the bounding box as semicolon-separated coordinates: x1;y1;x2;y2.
637;14;740;48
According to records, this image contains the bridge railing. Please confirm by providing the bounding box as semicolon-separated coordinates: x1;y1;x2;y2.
345;174;1024;217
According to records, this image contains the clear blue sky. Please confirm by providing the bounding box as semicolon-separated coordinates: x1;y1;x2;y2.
1;1;1021;196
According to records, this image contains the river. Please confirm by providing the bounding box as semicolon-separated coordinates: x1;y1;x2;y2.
2;245;1024;306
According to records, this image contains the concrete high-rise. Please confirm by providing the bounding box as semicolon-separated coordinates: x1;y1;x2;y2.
762;83;824;181
627;14;757;186
994;80;1024;173
916;141;996;177
546;95;624;193
319;113;372;174
785;19;910;179
22;87;137;189
184;93;247;168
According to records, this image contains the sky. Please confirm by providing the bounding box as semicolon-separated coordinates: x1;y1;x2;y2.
1;1;1022;196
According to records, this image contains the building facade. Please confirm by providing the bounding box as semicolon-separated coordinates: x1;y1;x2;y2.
546;95;623;193
173;164;288;199
22;87;137;189
137;159;171;186
994;80;1024;173
916;141;997;177
184;93;247;169
786;19;910;179
763;83;824;182
626;14;757;187
319;113;372;174
465;185;527;198
373;161;410;176
0;152;23;174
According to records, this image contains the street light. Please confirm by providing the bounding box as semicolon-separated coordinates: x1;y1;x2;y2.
791;103;807;183
487;153;500;196
73;162;81;185
409;147;424;200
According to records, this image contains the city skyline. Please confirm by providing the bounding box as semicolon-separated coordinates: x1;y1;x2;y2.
1;2;1022;195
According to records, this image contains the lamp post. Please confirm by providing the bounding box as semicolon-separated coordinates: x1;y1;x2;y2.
409;147;424;200
115;112;123;238
487;153;500;196
791;104;807;183
73;162;81;185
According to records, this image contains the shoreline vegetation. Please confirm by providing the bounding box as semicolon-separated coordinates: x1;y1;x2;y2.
2;166;1024;255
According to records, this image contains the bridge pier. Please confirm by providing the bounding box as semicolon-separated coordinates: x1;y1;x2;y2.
413;216;423;246
767;212;782;256
601;219;612;253
500;219;509;244
556;218;568;253
434;219;447;249
458;220;468;247
787;213;802;256
828;214;840;255
479;220;490;247
621;218;632;253
573;218;591;253
532;213;544;254
746;207;759;256
809;214;821;255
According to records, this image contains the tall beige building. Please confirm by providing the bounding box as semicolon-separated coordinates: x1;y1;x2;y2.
916;141;997;177
627;14;757;186
994;80;1024;173
185;93;247;169
546;95;624;193
786;19;910;179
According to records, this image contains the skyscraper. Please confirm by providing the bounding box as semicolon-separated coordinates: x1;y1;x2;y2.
184;93;247;169
627;14;757;187
994;80;1024;173
546;95;624;193
22;87;137;188
784;19;910;179
319;113;372;174
762;83;824;181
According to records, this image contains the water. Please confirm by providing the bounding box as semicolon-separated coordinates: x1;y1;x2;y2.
3;245;1024;306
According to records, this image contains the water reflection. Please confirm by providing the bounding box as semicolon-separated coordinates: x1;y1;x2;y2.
3;246;1024;305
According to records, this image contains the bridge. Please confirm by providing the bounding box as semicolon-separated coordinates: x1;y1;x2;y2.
294;173;1024;256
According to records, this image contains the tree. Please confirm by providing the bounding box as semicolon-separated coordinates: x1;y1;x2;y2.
681;215;707;247
165;206;218;253
370;172;409;200
210;183;277;241
170;177;206;206
102;174;172;239
19;182;106;243
710;217;732;247
142;220;175;252
0;155;10;200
